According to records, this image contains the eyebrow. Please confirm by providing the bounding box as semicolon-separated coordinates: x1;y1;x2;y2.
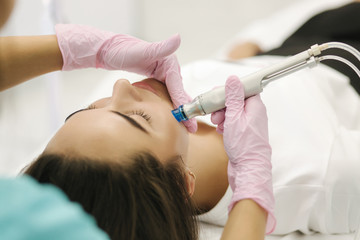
110;110;149;134
65;108;149;134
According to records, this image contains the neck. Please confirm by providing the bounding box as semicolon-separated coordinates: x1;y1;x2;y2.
187;121;229;213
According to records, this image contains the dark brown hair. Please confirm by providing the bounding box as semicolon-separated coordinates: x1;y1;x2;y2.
24;152;198;240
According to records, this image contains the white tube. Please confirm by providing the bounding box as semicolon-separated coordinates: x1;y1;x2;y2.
320;42;360;63
318;55;360;79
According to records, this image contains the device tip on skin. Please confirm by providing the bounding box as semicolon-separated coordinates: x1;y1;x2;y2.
171;105;187;122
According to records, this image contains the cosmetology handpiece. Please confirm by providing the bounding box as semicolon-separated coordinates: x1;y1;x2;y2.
172;42;360;122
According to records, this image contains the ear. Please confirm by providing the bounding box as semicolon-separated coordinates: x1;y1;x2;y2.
185;170;196;197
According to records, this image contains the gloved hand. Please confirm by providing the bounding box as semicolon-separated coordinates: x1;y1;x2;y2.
211;76;276;234
55;24;197;132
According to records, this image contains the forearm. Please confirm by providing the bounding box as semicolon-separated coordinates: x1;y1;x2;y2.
0;35;63;91
221;199;267;240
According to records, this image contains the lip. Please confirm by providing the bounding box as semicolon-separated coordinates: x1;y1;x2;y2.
132;81;159;96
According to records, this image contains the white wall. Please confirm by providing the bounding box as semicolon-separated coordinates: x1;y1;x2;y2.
60;0;138;34
139;0;294;64
1;0;138;35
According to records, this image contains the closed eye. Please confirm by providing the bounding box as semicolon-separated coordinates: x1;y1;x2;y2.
130;110;152;123
65;105;150;134
88;104;151;123
65;104;152;126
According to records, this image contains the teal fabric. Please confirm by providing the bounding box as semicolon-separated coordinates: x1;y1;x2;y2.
0;176;110;240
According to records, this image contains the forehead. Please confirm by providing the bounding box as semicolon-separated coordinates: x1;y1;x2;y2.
45;108;184;162
48;110;147;153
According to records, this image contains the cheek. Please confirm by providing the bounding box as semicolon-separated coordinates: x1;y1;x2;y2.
175;126;190;158
152;127;189;162
150;103;189;158
163;115;189;157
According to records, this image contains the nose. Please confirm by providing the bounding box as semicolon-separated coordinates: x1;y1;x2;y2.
111;79;142;104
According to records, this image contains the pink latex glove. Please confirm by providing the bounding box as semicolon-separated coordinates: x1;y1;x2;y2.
211;76;276;234
55;24;197;132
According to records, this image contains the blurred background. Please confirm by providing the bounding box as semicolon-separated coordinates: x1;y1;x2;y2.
0;0;329;175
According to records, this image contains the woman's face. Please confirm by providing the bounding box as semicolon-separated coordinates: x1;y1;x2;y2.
45;78;189;163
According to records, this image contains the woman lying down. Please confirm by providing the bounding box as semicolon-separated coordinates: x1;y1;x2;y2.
24;57;360;240
24;72;275;239
24;3;360;240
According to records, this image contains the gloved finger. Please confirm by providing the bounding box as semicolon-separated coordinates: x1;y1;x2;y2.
210;85;226;125
224;75;245;115
223;76;245;140
216;122;224;134
152;54;180;83
165;70;198;133
165;69;190;108
244;94;266;115
243;94;269;139
211;109;225;134
211;109;225;125
148;34;181;60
